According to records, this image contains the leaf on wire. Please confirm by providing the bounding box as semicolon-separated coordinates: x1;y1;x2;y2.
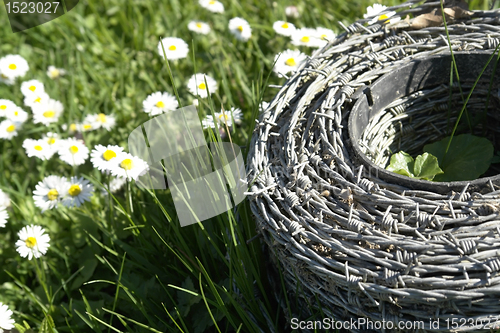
386;151;414;177
424;134;493;182
411;9;443;29
411;0;472;29
413;152;444;181
386;151;443;181
443;6;473;20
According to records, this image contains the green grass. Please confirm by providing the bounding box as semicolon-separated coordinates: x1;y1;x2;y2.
0;0;496;332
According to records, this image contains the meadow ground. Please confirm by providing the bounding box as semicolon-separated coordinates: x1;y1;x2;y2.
0;0;495;332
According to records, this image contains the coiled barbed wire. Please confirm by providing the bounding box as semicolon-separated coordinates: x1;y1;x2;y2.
247;1;500;332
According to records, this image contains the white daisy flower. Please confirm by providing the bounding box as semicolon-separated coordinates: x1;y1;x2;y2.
142;91;178;116
0;54;29;80
24;91;50;108
0;302;15;331
83;113;116;131
23;139;52;160
217;107;243;126
47;65;66;79
15;225;50;260
0;207;8;228
273;21;296;37
0;189;11;208
285;5;300;18
0;119;21;140
101;176;127;194
203;107;243;128
62;123;81;134
42;132;61;158
199;0;224;13
20;79;45;97
273;49;308;77
33;175;67;212
157;37;189;61
110;153;149;181
90;144;125;172
57;138;89;166
187;73;217;98
61;176;93;208
291;28;323;47
228;17;252;41
315;27;335;47
42;132;59;145
95;114;116;131
0;99;17;117
188;21;211;35
6;106;28;124
80;121;96;132
364;4;398;24
32;99;64;126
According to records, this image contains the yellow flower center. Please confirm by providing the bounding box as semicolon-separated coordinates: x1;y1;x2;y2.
83;124;92;130
34;97;42;103
14;111;18;116
219;113;229;121
0;105;6;110
209;0;215;4
320;34;327;40
281;23;289;29
47;189;59;201
285;58;296;66
378;14;389;20
237;26;244;32
25;236;37;248
103;150;117;161
8;64;16;70
169;45;177;51
51;69;60;77
69;124;77;132
156;101;165;108
300;36;310;43
68;184;81;197
29;85;36;91
70;145;79;154
198;82;206;90
120;158;134;170
196;22;202;28
98;113;107;123
43;111;55;118
47;138;56;145
6;125;15;132
34;145;43;151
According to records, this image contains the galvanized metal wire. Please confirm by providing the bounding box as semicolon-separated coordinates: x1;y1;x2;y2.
246;1;500;331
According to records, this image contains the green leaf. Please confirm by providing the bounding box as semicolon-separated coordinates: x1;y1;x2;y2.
424;134;493;181
413;152;444;180
386;151;415;177
387;151;443;181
